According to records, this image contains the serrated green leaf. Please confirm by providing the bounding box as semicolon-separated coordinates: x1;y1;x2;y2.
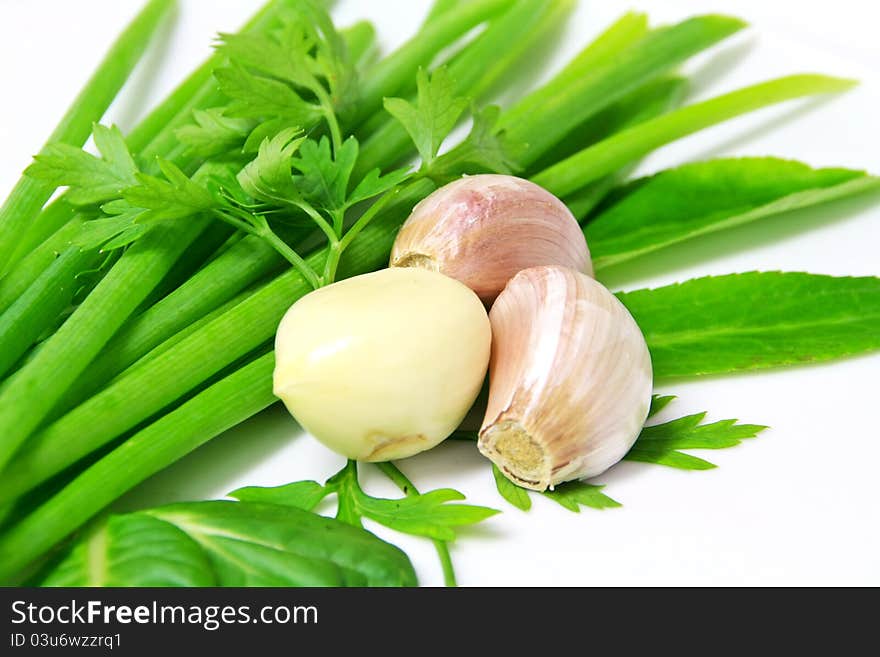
124;159;216;222
236;128;305;205
587;158;880;270
329;462;498;541
432;104;519;178
176;108;253;158
620;272;880;377
626;411;766;470
542;482;621;513
293;136;358;212
72;214;146;251
229;481;328;511
355;489;499;541
346;166;411;208
215;63;322;127
25;124;139;205
40;500;417;587
492;464;531;511
384;67;468;168
648;394;677;418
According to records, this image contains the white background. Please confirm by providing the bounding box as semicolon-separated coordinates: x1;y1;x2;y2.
1;0;878;586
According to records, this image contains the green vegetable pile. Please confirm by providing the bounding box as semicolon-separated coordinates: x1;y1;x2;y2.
0;0;877;586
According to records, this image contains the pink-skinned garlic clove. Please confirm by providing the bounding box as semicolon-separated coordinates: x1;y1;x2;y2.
390;174;591;305
479;265;652;491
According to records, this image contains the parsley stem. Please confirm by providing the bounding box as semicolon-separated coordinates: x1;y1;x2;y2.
338;184;407;253
374;462;458;587
256;221;322;290
0;0;175;276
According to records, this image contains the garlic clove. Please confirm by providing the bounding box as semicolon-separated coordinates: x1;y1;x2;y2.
273;267;491;462
390;174;592;305
479;266;652;491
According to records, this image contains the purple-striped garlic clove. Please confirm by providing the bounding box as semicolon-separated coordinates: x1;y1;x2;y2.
479;265;652;491
390;174;591;305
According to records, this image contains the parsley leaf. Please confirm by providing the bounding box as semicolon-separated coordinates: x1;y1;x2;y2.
432;105;520;179
542;482;622;512
214;64;322;134
72;200;147;252
25;124;139;205
648;394;677;419
492;464;531;511
124;159;216;222
175;108;254;158
236;128;305;206
346;167;412;207
292;136;359;213
327;461;498;541
229;480;329;511
214;1;354;149
625;412;767;470
384;67;468;170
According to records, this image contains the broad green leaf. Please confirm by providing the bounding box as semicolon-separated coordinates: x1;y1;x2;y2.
627;412;766;470
620;272;880;377
384;67;468;169
42;513;213;587
40;501;416;587
25;124;139;205
587;158;880;270
503;14;746;167
542;482;621;513
229;481;329;511
492;464;532;511
535;74;856;198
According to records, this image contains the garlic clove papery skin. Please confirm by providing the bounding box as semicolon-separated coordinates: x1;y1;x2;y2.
390;174;592;305
273;267;491;462
479;266;652;491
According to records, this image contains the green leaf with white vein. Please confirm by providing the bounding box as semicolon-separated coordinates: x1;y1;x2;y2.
586;158;880;270
619;272;880;378
40;501;417;587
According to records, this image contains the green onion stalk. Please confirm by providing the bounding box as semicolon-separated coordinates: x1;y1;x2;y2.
0;0;515;473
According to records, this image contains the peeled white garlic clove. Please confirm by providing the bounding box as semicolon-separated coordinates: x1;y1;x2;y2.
273;267;491;462
390;174;592;305
479;265;652;491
